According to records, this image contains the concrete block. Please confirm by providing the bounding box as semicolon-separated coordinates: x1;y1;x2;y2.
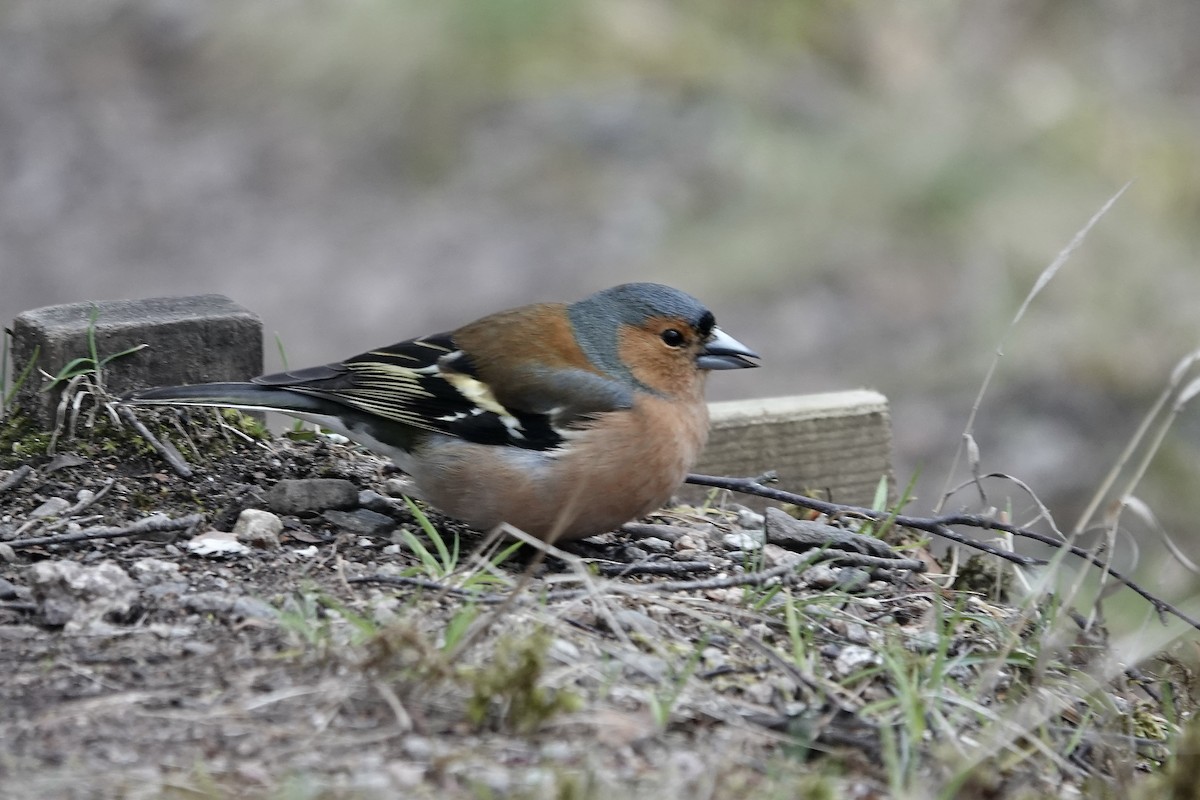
689;390;895;510
11;295;262;426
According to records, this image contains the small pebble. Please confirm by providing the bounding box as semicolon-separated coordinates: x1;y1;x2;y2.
837;568;871;591
845;622;871;645
833;644;881;676
638;536;674;554
761;543;804;568
704;587;744;604
233;509;283;549
905;629;940;653
746;622;771;639
701;646;727;669
613;609;661;637
541;741;573;761
549;638;581;662
723;531;764;551
674;534;707;553
387;762;426;788
736;508;765;529
130;558;184;585
800;564;841;589
401;736;434;760
619;545;650;562
852;597;884;612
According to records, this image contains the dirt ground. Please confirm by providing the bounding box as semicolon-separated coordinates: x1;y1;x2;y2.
0;408;1183;799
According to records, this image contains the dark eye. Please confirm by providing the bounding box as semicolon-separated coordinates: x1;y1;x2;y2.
660;329;686;347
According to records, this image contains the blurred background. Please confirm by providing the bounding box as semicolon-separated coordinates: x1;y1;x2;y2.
3;1;1200;591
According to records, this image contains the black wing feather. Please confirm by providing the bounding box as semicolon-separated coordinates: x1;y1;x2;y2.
253;333;568;451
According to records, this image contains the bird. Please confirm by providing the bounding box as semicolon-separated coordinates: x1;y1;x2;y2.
123;283;759;542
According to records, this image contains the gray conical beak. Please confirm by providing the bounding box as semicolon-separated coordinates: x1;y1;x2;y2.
697;327;759;370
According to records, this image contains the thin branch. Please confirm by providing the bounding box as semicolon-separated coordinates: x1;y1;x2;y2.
8;514;203;549
595;560;714;578
117;405;193;478
65;478;115;516
686;472;1200;634
351;543;925;606
689;474;1043;568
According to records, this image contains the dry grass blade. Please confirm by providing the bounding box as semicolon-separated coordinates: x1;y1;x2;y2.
937;181;1133;514
1074;347;1200;535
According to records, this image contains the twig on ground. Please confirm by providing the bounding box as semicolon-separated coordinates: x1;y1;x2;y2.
690;473;1042;568
117;405;193;478
594;560;714;577
351;544;924;605
8;513;203;549
64;478;116;516
687;472;1200;634
765;508;909;560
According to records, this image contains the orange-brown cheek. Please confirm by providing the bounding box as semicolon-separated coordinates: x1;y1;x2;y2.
617;329;696;396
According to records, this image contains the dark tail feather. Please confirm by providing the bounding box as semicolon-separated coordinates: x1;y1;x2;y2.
122;382;331;415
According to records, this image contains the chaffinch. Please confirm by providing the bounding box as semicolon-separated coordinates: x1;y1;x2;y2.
124;283;758;542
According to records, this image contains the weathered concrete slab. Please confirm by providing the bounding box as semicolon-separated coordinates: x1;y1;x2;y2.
689;390;895;510
11;295;261;426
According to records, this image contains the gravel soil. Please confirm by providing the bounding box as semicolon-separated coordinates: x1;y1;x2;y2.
0;408;1183;799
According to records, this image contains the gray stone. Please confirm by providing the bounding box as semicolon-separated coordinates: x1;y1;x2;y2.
637;536;674;554
183;591;277;620
28;559;137;631
832;644;881;676
0;575;22;600
735;508;765;529
130;558;184;585
233;509;283;549
29;497;71;518
722;531;764;551
11;295;261;425
800;564;841;589
266;478;358;515
322;508;397;537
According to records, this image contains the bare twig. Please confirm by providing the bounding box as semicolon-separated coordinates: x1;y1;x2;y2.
117;405;193;478
595;560;715;577
8;513;203;549
1074;348;1200;535
690;474;1042;568
65;478;116;516
686;472;1200;634
765;509;904;559
351;541;924;606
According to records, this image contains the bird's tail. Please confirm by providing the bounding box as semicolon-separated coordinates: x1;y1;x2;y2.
122;382;330;416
